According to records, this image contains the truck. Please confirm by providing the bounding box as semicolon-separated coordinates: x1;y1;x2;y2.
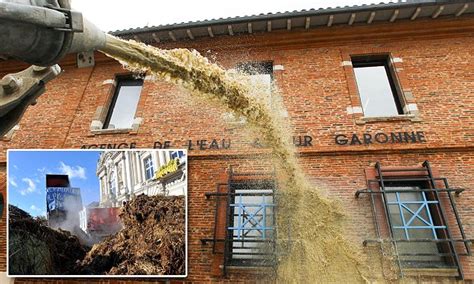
46;174;82;230
84;207;123;241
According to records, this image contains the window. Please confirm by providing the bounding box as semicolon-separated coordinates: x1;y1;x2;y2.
202;170;276;275
109;170;117;196
385;181;448;268
356;161;470;279
171;151;185;160
144;156;154;180
228;180;275;266
237;61;273;96
103;77;143;129
221;62;273;124
352;55;403;117
0;192;3;219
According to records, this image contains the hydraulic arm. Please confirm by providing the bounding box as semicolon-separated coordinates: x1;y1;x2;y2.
0;0;107;135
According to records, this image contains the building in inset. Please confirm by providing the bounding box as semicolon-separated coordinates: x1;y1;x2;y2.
97;150;186;207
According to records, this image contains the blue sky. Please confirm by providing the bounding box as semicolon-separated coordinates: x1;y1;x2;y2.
7;150;102;217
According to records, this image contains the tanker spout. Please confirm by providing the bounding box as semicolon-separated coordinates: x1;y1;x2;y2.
0;0;107;136
69;17;107;55
0;0;106;66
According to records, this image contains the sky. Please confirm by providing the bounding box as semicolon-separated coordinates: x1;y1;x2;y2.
7;150;102;217
71;0;394;32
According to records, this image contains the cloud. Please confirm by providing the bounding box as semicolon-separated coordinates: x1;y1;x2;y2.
30;205;46;217
9;176;18;188
30;205;42;212
59;162;86;180
20;178;37;195
37;167;49;175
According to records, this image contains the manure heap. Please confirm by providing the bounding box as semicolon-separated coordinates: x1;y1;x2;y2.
8;205;86;275
78;194;185;275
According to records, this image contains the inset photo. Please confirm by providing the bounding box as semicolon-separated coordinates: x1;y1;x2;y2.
7;149;187;277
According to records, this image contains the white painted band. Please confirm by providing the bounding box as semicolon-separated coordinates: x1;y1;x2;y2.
341;61;353;67
347;106;363;114
273;65;285;71
102;79;116;86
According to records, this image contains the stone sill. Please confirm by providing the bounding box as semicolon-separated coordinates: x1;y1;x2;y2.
89;128;137;136
356;114;422;125
1;125;19;141
403;267;459;278
225;265;274;273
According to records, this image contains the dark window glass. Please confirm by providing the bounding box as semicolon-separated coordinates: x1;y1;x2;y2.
237;61;273;76
352;56;403;117
103;78;143;129
171;151;185;160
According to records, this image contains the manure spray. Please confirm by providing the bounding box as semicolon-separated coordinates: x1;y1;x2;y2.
99;35;369;283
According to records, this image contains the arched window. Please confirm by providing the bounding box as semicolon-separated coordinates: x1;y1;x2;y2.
144;156;154;180
109;170;117;196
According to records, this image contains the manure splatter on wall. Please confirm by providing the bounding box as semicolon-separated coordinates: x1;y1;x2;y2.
100;35;369;283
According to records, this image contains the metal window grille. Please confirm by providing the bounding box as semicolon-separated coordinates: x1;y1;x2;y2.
386;186;446;240
228;181;275;266
202;169;277;275
355;161;472;280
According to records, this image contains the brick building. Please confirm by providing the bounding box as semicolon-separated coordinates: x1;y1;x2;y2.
0;0;473;282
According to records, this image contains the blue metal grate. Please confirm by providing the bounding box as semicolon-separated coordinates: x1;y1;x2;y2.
229;193;275;240
387;191;446;240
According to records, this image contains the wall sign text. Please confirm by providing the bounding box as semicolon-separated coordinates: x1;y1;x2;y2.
335;131;426;146
81;135;313;150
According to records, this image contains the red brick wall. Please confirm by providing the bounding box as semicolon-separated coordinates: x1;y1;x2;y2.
1;16;474;282
0;166;6;272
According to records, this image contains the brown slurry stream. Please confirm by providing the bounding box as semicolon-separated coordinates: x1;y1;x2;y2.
100;35;369;283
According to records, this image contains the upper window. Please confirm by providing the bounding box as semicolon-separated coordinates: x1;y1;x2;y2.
144;156;154;180
237;61;273;96
103;77;143;129
352;55;403;117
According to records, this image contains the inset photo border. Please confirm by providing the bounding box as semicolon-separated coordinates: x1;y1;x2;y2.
7;149;188;278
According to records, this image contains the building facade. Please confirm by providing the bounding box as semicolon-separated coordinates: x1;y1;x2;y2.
96;150;187;207
1;1;474;282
